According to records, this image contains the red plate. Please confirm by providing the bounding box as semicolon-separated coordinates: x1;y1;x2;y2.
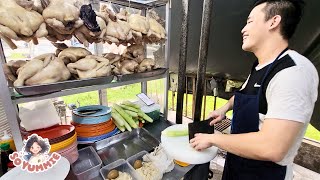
26;125;75;141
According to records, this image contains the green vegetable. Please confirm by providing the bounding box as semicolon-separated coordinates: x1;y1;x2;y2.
162;129;189;137
113;104;138;128
119;104;139;113
122;101;141;109
125;110;138;117
113;120;126;132
123;120;132;132
111;110;125;126
138;111;153;123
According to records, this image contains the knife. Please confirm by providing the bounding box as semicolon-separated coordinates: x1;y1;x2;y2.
188;117;214;140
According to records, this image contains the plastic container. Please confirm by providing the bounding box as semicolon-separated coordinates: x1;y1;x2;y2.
57;140;79;164
127;151;148;167
134;101;161;121
100;159;141;180
1;130;16;151
71;146;102;180
127;151;162;180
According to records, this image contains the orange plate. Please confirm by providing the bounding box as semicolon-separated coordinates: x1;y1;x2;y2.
27;125;74;141
72;120;116;137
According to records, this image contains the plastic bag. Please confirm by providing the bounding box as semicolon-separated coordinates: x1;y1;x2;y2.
19;100;60;131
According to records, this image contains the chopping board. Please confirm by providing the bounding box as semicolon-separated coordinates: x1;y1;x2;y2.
161;124;218;164
0;157;70;180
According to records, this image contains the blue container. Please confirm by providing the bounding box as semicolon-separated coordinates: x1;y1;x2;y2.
72;105;111;125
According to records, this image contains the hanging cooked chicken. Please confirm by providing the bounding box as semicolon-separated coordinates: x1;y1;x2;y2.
122;44;145;63
74;4;106;47
46;26;73;42
98;5;133;45
67;55;112;79
147;18;166;43
0;0;48;49
58;47;92;64
42;0;83;35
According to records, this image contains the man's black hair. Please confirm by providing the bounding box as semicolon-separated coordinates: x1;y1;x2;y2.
254;0;305;40
25;135;49;154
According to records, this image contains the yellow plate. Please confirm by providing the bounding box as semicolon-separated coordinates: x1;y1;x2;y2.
50;133;77;152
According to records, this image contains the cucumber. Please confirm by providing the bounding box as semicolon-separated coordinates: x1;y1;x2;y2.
122;101;141;109
111;110;125;126
119;104;139;113
162;129;189;137
113;120;126;132
113;104;138;128
138;111;153;123
124;110;138;117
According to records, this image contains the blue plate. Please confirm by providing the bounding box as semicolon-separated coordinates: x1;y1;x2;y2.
77;128;120;143
72;105;112;125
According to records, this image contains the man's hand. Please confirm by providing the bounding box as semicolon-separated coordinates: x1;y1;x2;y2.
208;96;234;126
208;109;226;126
190;133;214;151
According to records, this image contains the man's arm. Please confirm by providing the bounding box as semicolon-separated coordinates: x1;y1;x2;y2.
191;118;304;162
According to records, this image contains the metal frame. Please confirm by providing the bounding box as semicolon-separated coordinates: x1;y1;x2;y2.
176;0;190;124
0;40;24;150
100;0;169;9
0;0;171;150
163;0;171;120
193;0;213;121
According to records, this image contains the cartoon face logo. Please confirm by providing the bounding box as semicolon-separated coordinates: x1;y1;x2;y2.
9;134;61;173
23;135;50;165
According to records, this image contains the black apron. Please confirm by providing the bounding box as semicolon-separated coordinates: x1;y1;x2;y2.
222;48;289;180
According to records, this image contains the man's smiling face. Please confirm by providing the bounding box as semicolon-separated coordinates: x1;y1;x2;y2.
241;3;270;52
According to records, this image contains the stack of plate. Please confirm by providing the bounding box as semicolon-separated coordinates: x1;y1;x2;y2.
25;125;79;164
72;105;120;144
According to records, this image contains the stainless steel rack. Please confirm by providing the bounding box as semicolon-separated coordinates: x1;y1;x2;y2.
0;0;171;150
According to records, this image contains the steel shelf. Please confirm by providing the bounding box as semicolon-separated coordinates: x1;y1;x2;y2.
12;69;168;104
0;0;171;151
100;0;169;9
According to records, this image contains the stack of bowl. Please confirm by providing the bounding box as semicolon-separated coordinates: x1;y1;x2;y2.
72;105;119;144
24;125;78;164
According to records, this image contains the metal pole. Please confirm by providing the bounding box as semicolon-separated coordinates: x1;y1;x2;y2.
193;0;213;122
163;1;171;121
141;8;148;95
192;76;196;118
202;79;207;120
176;0;190;124
141;82;148;94
185;76;188;116
0;40;23;150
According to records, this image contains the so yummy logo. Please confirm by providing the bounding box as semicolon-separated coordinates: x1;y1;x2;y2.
9;134;61;173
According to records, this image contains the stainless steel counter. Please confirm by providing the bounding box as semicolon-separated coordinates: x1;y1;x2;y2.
66;117;195;180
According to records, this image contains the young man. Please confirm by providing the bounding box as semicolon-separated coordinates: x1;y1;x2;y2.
190;0;319;179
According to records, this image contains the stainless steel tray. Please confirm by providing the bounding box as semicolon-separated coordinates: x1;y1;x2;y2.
14;75;115;96
116;68;167;82
94;128;160;166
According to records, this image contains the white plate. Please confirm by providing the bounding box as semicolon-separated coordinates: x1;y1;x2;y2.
161;124;218;164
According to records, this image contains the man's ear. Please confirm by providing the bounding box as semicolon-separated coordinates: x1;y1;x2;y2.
269;15;282;30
